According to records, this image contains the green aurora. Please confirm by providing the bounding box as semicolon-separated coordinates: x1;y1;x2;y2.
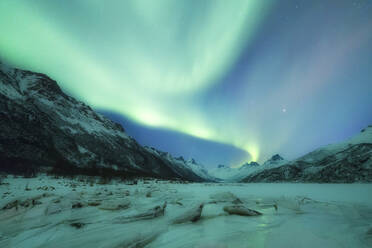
1;0;371;166
0;0;271;163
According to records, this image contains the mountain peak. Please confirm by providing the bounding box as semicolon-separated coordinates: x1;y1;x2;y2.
239;161;260;169
262;154;286;167
270;154;284;161
176;156;186;162
361;125;372;133
188;158;197;165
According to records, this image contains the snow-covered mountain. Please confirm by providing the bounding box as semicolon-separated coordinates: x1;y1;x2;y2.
143;148;215;181
208;165;240;181
208;155;290;182
184;158;217;181
208;162;261;181
242;126;372;183
0;62;206;181
262;154;287;167
239;161;260;170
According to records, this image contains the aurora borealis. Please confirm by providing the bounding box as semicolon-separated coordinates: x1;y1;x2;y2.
1;0;371;168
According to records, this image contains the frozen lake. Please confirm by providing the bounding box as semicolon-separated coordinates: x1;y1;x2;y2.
1;176;371;248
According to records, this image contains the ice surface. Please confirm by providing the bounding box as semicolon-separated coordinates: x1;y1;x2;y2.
0;176;371;248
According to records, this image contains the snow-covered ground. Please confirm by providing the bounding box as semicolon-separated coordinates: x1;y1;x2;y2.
1;176;371;248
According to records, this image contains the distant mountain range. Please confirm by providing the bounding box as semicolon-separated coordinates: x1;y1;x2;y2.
209;126;372;183
1;62;371;183
208;155;288;182
0;62;208;181
241;126;372;183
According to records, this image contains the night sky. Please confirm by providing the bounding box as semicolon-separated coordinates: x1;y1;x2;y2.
1;0;371;168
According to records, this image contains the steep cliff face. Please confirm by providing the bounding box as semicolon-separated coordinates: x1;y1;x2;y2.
0;63;205;181
242;127;372;183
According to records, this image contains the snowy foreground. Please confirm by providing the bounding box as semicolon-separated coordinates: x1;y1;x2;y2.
1;176;372;248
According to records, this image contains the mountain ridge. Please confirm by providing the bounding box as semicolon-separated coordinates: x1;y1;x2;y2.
0;62;208;181
241;126;372;183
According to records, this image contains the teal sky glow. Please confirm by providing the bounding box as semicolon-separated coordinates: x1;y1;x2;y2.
1;0;371;167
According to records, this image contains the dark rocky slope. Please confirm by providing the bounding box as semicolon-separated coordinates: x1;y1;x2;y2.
0;62;206;181
242;126;372;183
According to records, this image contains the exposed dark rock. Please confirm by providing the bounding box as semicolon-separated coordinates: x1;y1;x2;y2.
271;154;284;161
2;200;19;210
113;202;167;223
239;161;260;170
98;199;131;210
2;195;44;210
223;205;262;216
262;154;287;167
189;158;197;164
87;200;101;207
172;203;204;224
70;222;85;229
72;202;84;209
232;198;243;205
